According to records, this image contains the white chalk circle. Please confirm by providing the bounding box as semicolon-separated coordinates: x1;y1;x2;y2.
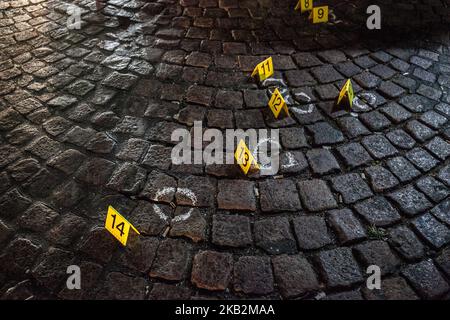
152;187;197;223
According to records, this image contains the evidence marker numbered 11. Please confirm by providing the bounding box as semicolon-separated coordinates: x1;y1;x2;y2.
251;56;274;82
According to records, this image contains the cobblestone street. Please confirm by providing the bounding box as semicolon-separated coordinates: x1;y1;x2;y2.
1;0;450;300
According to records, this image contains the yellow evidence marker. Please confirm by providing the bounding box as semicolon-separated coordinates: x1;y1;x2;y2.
251;57;274;82
235;139;260;175
309;6;328;24
333;79;354;113
295;0;313;12
105;205;140;246
268;88;290;118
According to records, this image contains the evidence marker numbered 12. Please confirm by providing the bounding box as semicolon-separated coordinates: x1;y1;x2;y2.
251;57;274;82
105;205;140;246
235;139;260;175
268;88;290;119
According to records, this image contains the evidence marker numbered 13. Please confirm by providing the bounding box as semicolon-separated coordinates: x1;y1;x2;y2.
235;139;260;175
295;0;313;12
251;57;274;82
268;88;290;119
309;6;328;24
105;205;140;246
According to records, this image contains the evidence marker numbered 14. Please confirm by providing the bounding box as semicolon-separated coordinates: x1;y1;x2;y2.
251;56;274;82
235;139;260;175
105;205;140;246
268;88;290;119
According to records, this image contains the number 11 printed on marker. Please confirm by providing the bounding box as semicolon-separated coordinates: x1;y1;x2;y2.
251;57;274;82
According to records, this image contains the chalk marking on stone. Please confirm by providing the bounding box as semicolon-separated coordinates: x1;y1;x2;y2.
252;138;281;172
294;91;312;103
282;152;298;169
152;187;175;221
291;103;315;115
152;187;198;223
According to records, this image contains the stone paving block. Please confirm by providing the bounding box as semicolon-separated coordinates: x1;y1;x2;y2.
380;102;412;124
272;254;320;298
435;247;450;278
386;129;416;150
365;165;399;192
234;256;274;295
306;148;340;175
331;173;373;204
336;116;370;139
177;176;216;207
297;179;337;212
416;176;449;203
279;127;308;149
324;290;364;300
336;142;373;169
47;149;86;175
405;148;439;172
148;283;191;300
316;248;363;289
386;156;421;182
217;179;256;211
18;202;59;233
131;201;170;236
388;186;433;217
361;135;398;159
293;216;333;250
75;157;116;186
150;238;191;281
212;214;252;248
388;225;426;262
412;213;450;249
420;110;447;129
402;260;449;299
254;217;297;255
354;196;401;227
191;250;233;291
98;272;147;300
353;240;400;275
431;198;450;226
362;277;419;300
31;247;74;292
360;110;392;132
425;137;450;160
170;207;207;243
307;122;344;146
311;65;343;83
259;179;302;212
78;226;117;264
438;164;450;186
328;209;367;244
